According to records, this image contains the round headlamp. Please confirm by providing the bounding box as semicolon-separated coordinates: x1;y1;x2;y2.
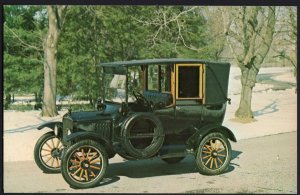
54;125;58;136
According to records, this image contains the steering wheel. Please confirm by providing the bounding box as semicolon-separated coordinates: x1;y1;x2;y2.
132;90;150;107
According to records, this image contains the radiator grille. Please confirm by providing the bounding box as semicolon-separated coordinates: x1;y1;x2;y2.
63;116;73;132
97;120;111;139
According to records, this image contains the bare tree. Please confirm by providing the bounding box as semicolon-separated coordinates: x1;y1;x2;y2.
133;6;200;51
202;7;227;60
222;6;276;120
272;7;297;92
42;5;67;117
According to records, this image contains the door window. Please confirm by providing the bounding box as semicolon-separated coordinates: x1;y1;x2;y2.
176;64;204;100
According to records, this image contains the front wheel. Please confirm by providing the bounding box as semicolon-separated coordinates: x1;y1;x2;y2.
34;131;63;173
61;140;108;189
195;132;232;175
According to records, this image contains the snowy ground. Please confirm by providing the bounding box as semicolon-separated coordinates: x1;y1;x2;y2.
3;67;297;162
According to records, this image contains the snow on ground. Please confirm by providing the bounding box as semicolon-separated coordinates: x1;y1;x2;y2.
224;67;297;140
3;67;297;162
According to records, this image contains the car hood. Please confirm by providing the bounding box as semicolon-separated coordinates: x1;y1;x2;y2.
67;104;120;122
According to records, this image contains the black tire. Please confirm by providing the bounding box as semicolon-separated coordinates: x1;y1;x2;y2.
61;140;108;189
161;157;185;164
121;113;165;159
34;131;63;173
195;132;231;175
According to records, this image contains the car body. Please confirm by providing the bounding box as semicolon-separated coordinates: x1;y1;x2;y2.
34;58;236;189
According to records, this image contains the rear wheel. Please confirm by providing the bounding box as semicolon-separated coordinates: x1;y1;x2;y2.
61;140;108;189
34;131;63;173
195;132;231;175
161;157;185;164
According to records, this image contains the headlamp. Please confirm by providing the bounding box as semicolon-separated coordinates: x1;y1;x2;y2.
54;125;58;136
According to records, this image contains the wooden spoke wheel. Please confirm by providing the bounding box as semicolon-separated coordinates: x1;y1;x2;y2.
34;131;63;173
196;132;231;175
61;140;108;189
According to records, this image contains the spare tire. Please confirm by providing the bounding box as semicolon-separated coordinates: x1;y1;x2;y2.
120;112;165;159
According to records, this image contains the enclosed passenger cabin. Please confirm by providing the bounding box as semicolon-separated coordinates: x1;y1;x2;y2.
98;58;231;158
98;58;230;125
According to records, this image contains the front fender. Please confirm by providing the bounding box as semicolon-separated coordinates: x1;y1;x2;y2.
187;124;237;149
37;121;63;130
63;131;112;149
63;131;103;143
63;131;115;157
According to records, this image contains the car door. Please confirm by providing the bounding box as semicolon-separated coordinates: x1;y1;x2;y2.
173;63;205;134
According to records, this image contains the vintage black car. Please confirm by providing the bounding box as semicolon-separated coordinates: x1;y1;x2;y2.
34;58;236;189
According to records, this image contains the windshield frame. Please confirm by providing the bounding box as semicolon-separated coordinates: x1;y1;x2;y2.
102;66;129;104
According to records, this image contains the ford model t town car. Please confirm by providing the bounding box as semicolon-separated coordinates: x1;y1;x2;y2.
34;58;236;189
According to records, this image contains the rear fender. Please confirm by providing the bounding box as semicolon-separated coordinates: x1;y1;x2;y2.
190;124;237;150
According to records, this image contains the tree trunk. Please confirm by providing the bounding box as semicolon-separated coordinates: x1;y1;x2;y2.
235;83;254;118
42;6;59;117
222;6;276;121
5;93;11;110
235;68;257;119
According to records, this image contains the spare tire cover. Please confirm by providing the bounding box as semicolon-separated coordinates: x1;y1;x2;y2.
120;112;165;159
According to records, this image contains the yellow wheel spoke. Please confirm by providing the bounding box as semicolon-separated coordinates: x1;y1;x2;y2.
51;138;55;149
210;157;213;168
202;151;211;154
218;154;226;157
58;144;64;149
45;156;53;164
70;159;80;164
79;169;84;180
55;158;60;167
73;167;82;175
51;157;55;167
86;149;91;160
90;165;101;170
42;153;51;157
217;157;223;165
214;158;218;169
202;155;210;160
74;152;82;161
89;170;96;177
69;164;81;170
205;145;212;151
85;170;89;181
42;148;51;152
45;142;52;150
89;153;98;161
56;139;60;148
218;148;225;152
205;157;212;165
81;148;85;159
90;158;101;165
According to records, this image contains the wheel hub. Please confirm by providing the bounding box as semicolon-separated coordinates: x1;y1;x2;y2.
211;150;218;158
51;148;60;158
81;160;90;170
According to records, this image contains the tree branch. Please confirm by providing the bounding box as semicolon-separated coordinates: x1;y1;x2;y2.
4;23;43;51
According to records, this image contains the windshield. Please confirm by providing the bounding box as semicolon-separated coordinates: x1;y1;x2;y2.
104;73;137;103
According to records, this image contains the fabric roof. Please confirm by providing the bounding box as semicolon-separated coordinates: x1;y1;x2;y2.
97;58;216;67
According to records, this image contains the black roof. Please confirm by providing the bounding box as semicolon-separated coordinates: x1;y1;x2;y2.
97;58;228;67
